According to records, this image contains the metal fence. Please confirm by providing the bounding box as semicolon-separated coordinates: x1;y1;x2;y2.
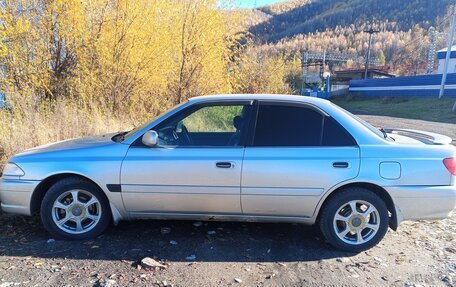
349;73;456;97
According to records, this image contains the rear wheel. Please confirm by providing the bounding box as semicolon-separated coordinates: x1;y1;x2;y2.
319;188;389;252
40;177;111;239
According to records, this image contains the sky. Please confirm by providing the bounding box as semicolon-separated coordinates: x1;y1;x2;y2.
230;0;288;9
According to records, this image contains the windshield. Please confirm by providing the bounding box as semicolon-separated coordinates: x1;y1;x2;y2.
334;104;387;139
119;102;188;141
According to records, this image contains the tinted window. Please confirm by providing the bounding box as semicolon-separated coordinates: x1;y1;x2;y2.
253;105;323;146
253;104;357;147
154;104;249;147
336;105;385;139
322;117;357;146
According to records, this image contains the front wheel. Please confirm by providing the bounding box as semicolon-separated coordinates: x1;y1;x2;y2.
319;188;389;252
40;177;111;239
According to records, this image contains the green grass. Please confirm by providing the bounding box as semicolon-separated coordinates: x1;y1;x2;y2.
331;96;456;124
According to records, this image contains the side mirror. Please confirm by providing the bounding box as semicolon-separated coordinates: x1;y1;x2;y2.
142;130;159;147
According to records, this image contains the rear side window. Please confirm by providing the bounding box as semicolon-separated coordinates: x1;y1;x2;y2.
253;104;356;147
253;105;323;146
322;117;357;146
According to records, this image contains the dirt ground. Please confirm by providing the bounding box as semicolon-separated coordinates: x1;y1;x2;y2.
0;114;455;287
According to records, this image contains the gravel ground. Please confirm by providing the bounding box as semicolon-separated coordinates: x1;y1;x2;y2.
0;114;455;287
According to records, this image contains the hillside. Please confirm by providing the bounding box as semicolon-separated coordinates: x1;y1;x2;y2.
250;0;453;43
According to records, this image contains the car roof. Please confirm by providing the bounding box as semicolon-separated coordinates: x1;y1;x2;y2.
189;94;330;106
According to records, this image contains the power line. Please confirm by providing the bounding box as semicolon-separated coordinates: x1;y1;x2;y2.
400;15;451;50
436;14;452;29
397;15;450;75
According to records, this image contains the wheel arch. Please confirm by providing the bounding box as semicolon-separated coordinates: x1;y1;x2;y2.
316;182;398;230
30;173;107;215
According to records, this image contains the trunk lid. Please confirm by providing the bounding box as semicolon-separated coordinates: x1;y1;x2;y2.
384;128;453;145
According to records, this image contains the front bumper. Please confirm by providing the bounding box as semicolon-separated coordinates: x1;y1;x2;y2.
386;185;456;224
0;178;40;216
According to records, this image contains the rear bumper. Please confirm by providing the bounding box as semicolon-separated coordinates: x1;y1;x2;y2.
386;185;456;224
0;178;40;216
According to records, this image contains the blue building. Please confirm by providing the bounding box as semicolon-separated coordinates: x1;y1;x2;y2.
437;46;456;74
349;73;456;98
348;46;456;98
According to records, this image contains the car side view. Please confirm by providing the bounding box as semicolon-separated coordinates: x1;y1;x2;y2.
1;94;455;252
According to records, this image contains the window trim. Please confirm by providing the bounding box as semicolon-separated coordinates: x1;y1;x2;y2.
131;100;254;148
248;101;358;148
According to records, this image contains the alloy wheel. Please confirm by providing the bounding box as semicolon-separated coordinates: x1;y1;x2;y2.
332;200;380;245
51;189;102;234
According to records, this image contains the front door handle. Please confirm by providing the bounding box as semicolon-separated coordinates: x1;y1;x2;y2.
333;162;349;168
216;162;234;169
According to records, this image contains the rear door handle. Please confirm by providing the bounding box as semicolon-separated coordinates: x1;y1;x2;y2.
333;162;349;168
216;162;234;169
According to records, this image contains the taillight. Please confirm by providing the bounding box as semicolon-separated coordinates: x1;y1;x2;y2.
443;158;456;175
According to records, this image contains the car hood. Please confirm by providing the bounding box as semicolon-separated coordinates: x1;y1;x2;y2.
15;133;120;157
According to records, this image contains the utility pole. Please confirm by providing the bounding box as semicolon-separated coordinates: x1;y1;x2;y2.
301;52;309;95
321;50;326;79
427;29;438;74
364;28;380;79
439;5;456;99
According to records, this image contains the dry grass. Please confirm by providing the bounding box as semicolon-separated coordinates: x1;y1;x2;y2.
0;98;132;167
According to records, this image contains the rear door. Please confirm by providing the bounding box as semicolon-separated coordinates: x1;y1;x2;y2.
241;102;360;217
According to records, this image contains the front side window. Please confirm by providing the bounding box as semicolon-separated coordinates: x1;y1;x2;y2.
155;104;249;147
121;102;187;142
253;104;356;147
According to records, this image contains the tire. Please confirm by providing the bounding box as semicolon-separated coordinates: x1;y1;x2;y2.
40;177;111;240
319;187;389;252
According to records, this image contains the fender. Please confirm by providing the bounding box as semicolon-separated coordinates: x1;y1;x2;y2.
311;179;399;228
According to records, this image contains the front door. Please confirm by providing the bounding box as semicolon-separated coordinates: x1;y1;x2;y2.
121;102;252;215
241;102;360;217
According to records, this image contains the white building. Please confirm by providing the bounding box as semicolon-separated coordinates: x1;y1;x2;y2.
437;46;456;74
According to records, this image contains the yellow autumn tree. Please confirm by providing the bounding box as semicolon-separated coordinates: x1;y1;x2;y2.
231;47;293;94
0;0;240;111
0;0;244;162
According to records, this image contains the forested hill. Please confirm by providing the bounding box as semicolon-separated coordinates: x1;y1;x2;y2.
250;0;453;43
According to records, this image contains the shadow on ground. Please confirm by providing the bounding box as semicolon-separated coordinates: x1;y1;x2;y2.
0;213;353;264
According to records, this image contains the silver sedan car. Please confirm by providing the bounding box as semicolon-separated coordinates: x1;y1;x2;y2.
1;94;455;252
